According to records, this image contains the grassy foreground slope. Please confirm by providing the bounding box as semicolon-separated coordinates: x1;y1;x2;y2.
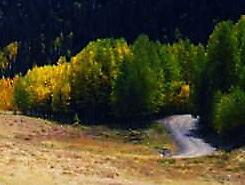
0;112;244;185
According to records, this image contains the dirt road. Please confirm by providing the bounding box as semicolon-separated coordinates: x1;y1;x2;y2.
161;115;216;158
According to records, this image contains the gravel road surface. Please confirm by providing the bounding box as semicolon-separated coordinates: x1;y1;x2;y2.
161;115;216;158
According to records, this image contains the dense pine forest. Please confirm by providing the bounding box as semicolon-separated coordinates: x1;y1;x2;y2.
0;1;245;138
0;0;245;75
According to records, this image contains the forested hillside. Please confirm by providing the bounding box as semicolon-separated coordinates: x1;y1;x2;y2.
0;1;245;137
0;0;245;75
0;2;244;184
0;17;239;137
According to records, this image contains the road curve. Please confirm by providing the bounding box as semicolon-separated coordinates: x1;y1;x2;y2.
160;115;216;158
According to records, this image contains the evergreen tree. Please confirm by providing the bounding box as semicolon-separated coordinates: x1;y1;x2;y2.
194;21;239;128
113;35;165;118
234;16;245;90
206;21;239;92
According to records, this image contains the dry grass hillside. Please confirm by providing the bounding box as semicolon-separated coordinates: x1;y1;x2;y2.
0;112;244;185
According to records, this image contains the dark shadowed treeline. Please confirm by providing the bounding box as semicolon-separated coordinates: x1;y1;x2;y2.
0;0;245;75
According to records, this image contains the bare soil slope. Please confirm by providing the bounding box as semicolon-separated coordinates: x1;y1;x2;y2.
0;113;244;185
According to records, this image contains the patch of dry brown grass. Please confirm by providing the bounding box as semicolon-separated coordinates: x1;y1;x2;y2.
0;113;244;185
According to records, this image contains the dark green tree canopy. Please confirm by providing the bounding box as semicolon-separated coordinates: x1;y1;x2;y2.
0;0;245;75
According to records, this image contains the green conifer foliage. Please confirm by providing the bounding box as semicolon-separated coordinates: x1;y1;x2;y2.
213;88;245;134
113;35;166;118
207;21;239;92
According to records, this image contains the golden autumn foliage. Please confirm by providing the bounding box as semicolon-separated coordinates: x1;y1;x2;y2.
70;38;131;116
13;38;132;116
0;41;19;74
52;62;71;112
0;52;9;70
179;84;190;98
12;36;194;119
0;78;15;110
6;18;245;136
13;62;71;112
6;42;19;61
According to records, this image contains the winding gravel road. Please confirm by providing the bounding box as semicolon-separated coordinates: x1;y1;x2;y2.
160;115;216;158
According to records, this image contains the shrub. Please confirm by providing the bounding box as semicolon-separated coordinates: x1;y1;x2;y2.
13;62;71;114
13;75;33;111
0;78;15;110
0;42;19;76
213;88;245;134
